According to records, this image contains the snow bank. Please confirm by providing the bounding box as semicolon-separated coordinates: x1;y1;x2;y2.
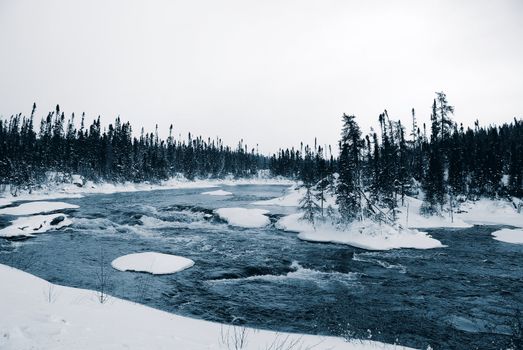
111;252;194;275
201;189;233;196
396;196;523;229
0;193;83;208
215;208;270;228
0;201;79;216
0;214;72;238
0;264;413;350
252;185;304;206
457;199;523;228
397;197;471;229
492;228;523;244
277;213;443;251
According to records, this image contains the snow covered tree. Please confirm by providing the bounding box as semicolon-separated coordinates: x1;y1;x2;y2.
300;182;320;224
336;114;363;223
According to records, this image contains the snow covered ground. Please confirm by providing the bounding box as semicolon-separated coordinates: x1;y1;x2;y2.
252;184;337;208
0;213;72;238
111;252;195;275
201;189;233;196
277;213;444;251
491;228;523;244
0;264;414;350
0;201;79;216
215;208;271;228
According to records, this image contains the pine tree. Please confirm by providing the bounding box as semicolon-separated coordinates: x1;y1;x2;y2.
336;114;363;223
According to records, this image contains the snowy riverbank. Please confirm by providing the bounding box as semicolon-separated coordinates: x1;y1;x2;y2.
0;174;293;208
0;264;414;350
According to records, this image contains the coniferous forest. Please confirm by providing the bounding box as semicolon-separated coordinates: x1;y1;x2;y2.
1;92;522;217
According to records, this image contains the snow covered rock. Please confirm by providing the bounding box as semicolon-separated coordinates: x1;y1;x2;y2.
201;189;233;196
492;228;523;244
0;214;72;238
215;207;270;228
71;174;84;187
277;213;444;251
0;201;79;216
111;252;195;275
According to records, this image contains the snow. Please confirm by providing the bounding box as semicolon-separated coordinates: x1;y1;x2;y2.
215;208;271;228
396;196;523;229
0;214;72;238
0;201;79;216
0;264;414;350
201;189;233;196
456;199;523;228
0;193;83;208
111;252;195;275
491;228;523;244
252;184;337;208
277;213;444;251
397;197;471;229
71;174;84;186
253;185;303;206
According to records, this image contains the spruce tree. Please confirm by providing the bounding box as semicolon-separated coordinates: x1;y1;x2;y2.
336;114;363;223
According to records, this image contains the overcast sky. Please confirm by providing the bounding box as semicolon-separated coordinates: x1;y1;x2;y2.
1;0;522;153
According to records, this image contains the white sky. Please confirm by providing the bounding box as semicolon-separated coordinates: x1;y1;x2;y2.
0;0;522;154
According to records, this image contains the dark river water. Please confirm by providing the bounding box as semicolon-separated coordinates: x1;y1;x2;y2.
0;184;522;349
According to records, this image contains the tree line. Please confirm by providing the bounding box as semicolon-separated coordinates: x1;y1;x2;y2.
1;94;521;222
0;104;268;190
297;92;522;223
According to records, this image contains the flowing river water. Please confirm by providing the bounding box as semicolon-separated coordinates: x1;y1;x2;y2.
0;184;522;349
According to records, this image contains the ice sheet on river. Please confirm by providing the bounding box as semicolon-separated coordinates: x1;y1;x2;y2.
0;264;414;350
215;207;270;228
111;252;195;275
277;213;444;251
0;201;79;216
0;214;72;238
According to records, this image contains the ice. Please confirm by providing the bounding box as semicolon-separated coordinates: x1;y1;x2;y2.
111;252;195;275
0;263;414;350
201;189;233;196
0;201;79;216
491;228;523;244
277;213;444;251
215;207;270;228
0;214;72;238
